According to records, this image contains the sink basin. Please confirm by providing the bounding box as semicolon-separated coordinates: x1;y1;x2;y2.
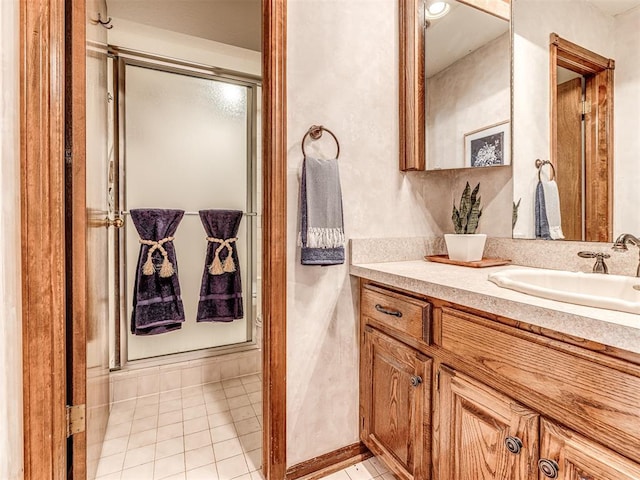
487;268;640;314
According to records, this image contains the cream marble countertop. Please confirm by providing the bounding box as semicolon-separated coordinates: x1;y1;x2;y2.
350;260;640;355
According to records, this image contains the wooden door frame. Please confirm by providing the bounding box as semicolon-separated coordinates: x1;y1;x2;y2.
20;1;287;478
549;33;614;242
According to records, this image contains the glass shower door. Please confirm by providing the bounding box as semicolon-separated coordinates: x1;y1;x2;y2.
120;61;255;361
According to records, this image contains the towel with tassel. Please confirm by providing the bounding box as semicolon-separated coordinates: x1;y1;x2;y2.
298;156;345;265
535;179;565;240
130;209;186;335
197;210;244;322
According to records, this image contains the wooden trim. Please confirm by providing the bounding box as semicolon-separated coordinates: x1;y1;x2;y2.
67;0;87;478
285;443;372;480
549;33;614;242
262;1;288;479
20;0;68;478
399;0;425;171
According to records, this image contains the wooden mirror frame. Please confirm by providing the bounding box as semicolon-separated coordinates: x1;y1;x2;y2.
20;1;287;478
399;0;510;172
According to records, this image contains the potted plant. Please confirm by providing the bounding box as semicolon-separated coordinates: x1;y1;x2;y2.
445;182;486;262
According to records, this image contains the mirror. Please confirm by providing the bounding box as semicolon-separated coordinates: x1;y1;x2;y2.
425;0;511;170
512;0;640;242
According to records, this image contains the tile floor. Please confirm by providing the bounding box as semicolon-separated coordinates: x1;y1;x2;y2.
96;372;397;480
96;374;263;480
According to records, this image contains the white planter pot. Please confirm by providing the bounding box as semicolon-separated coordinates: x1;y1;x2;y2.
444;234;487;262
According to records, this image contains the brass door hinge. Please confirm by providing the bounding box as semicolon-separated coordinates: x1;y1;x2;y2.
66;404;86;437
582;100;592;115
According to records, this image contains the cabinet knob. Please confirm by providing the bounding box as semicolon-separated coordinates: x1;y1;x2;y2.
538;459;559;479
504;436;523;455
410;375;423;387
374;304;403;317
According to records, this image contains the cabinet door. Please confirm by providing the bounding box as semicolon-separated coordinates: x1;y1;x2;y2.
361;326;432;480
539;418;640;480
437;367;539;480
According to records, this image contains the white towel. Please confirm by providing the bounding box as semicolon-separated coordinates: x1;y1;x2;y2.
541;180;564;240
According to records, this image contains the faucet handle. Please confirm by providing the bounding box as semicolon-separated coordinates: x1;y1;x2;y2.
578;251;610;274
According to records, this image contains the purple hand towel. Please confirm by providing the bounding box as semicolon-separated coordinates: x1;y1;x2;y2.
130;209;186;335
197;210;244;322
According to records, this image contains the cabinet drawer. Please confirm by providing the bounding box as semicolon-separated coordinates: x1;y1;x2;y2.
440;307;640;463
361;284;430;342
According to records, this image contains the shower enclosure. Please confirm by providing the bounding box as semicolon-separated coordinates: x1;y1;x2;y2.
108;49;261;366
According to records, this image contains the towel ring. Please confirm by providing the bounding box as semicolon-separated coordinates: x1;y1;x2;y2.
301;125;340;159
535;159;556;181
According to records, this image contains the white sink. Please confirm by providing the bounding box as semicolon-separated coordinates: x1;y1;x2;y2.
488;268;640;314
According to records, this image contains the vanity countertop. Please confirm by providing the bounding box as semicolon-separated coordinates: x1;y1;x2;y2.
350;260;640;355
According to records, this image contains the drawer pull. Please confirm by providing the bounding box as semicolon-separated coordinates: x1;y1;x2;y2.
374;304;403;318
538;459;559;479
504;436;523;455
410;375;423;387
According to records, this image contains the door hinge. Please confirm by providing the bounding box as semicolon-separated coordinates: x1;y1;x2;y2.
66;404;86;437
581;100;592;115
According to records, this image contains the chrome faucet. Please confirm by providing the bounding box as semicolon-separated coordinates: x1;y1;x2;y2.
612;233;640;277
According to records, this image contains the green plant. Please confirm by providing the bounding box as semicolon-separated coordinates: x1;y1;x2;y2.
451;182;483;234
512;198;521;230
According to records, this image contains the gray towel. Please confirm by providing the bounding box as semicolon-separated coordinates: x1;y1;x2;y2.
298;156;345;265
535;181;551;240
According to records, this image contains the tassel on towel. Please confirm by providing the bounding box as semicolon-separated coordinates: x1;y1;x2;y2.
197;210;244;322
298;156;345;265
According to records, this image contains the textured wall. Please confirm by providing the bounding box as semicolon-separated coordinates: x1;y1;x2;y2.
512;0;614;239
613;7;640;236
0;0;24;478
427;33;510;170
286;0;440;466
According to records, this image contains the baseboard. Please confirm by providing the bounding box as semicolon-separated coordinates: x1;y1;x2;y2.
286;442;372;480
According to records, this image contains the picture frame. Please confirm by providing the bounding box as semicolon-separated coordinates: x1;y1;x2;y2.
464;120;510;168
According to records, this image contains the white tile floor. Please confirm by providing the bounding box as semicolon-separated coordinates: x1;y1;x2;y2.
96;374;263;480
97;372;397;480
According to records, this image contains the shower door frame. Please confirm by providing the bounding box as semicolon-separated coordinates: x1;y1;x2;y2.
111;51;261;366
20;1;288;479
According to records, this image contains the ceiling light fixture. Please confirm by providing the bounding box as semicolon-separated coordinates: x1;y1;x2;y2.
425;1;450;19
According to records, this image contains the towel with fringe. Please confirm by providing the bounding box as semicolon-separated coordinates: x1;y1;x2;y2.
298;156;345;265
130;209;185;335
535;180;564;240
197;209;244;322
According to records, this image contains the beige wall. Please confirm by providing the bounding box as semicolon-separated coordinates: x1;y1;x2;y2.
427;33;510;170
613;6;640;236
0;0;24;478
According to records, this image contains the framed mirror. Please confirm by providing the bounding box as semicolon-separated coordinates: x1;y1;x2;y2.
512;0;640;242
399;0;512;171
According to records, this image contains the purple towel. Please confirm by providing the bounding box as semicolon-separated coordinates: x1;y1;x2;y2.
197;210;244;322
130;209;186;335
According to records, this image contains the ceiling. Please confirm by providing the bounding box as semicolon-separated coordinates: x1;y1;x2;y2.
587;0;640;16
107;0;262;52
426;1;509;78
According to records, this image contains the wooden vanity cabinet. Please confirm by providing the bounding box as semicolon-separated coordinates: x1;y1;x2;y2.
360;284;433;480
358;280;640;480
437;367;539;480
539;418;640;480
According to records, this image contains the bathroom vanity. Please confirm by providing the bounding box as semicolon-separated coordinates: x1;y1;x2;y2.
352;261;640;480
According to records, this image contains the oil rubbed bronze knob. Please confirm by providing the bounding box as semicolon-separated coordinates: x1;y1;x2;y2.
538;459;560;479
504;436;523;455
410;376;423;387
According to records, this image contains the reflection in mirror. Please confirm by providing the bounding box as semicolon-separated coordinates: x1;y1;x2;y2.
425;0;511;170
512;0;640;242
